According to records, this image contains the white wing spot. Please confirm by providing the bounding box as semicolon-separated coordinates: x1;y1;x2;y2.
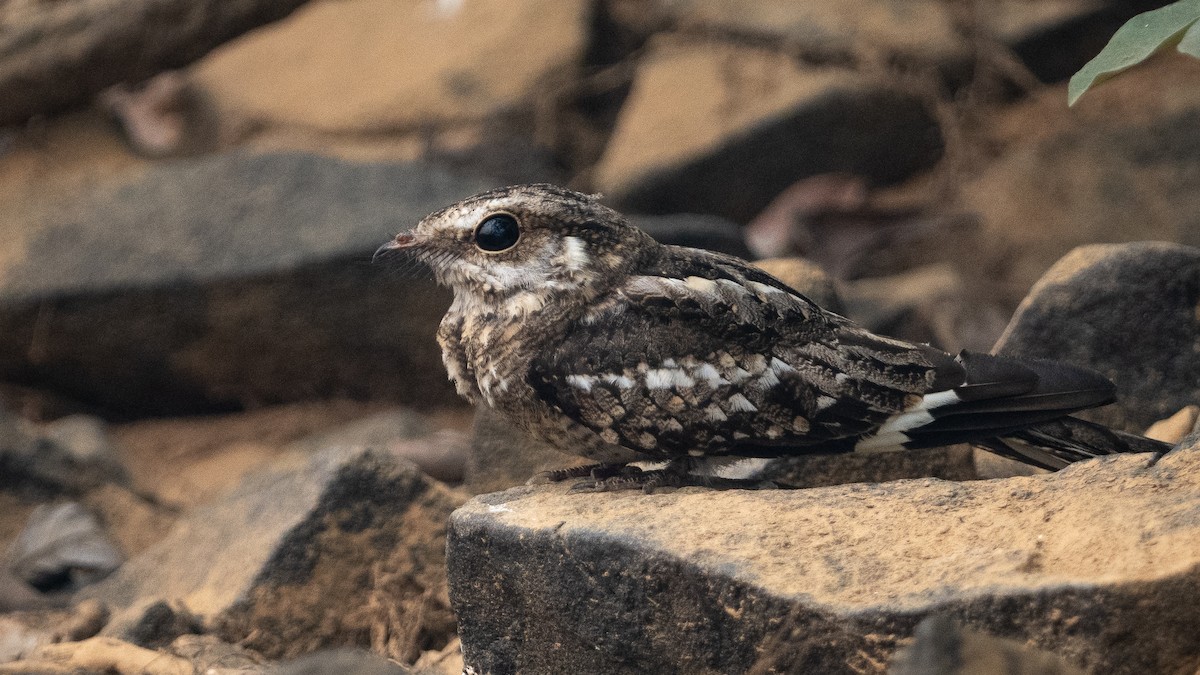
684;276;719;295
726;393;758;413
601;373;635;389
705;405;728;422
566;374;594;392
693;363;729;387
748;280;784;296
646;368;695;390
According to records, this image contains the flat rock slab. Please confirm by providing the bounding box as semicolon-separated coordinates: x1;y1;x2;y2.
448;446;1200;674
89;446;466;661
0;151;492;414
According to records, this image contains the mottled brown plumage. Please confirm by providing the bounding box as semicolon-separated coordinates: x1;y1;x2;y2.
376;184;1161;490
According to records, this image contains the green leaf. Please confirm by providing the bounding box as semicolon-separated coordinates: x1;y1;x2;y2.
1068;0;1200;106
1180;15;1200;57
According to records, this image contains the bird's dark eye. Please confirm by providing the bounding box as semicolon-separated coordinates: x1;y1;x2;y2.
474;214;521;252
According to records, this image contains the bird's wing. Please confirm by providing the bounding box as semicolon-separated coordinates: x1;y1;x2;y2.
529;246;1119;460
528;247;952;458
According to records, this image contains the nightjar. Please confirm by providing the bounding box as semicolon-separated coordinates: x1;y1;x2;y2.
375;184;1165;490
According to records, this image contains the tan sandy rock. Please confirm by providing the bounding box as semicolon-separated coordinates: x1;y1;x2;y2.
191;0;589;133
449;447;1200;674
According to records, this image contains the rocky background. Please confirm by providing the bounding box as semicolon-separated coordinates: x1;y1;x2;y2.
1;0;1199;673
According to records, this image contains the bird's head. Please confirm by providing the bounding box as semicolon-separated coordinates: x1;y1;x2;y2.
376;184;656;301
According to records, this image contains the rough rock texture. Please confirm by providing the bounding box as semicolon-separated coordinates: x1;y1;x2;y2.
0;152;492;415
88;447;466;662
592;39;943;222
449;446;1200;674
0;0;314;126
994;242;1200;432
191;0;589;133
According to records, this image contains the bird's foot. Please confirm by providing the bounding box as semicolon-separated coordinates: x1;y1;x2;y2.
566;461;776;493
532;462;642;484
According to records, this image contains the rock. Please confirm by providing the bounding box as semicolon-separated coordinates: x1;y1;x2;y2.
0;636;195;675
592;38;943;223
8;502;123;593
957;54;1200;305
629;213;751;259
120;601;203;650
0;152;492;415
989;0;1126;85
38;416;128;486
287;409;430;454
606;0;966;67
0;409;126;495
191;0;589;134
750;257;843;313
288;408;466;484
993;242;1200;432
88;447;466;662
1146;406;1200;445
0;599;108;665
889;614;1085;675
80;485;178;559
0;0;314;126
168;634;266;672
448;448;1200;674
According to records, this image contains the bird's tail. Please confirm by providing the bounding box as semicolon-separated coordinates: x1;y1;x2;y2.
978;416;1171;471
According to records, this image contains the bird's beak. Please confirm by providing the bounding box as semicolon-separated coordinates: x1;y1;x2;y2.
373;232;418;262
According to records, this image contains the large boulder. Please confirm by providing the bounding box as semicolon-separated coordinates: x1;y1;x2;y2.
448;445;1200;674
994;242;1200;432
0;151;492;415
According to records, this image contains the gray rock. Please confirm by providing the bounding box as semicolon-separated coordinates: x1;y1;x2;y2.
0;152;493;415
448;447;1200;674
87;446;465;661
0;409;125;495
8;502;123;592
994;242;1200;432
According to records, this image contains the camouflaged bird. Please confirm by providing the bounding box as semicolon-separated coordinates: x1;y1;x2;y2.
375;184;1167;490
